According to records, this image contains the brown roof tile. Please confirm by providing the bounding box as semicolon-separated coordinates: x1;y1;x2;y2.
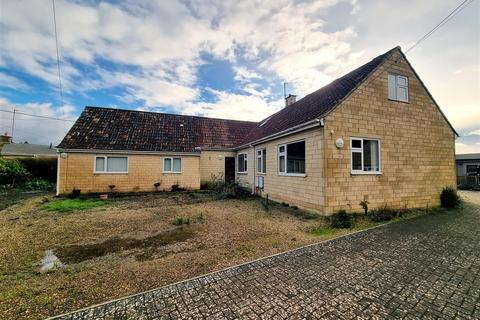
58;107;257;152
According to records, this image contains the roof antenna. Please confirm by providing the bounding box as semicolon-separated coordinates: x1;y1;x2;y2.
283;82;288;98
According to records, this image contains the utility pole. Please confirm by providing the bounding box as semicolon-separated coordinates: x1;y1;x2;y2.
11;109;15;141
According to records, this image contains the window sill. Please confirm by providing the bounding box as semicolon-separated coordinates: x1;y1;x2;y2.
163;171;182;174
94;172;128;175
388;98;409;104
256;172;266;176
278;173;306;177
237;172;248;175
350;171;382;175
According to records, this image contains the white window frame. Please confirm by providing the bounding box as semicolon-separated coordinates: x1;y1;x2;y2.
278;140;306;177
388;74;409;102
257;149;266;174
238;153;248;174
350;137;381;175
94;156;129;174
163;157;182;173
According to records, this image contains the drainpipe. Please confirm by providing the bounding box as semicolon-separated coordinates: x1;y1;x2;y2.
250;144;255;195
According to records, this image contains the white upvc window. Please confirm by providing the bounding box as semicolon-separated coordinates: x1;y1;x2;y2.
257;149;266;174
278;140;306;176
350;138;381;174
94;156;128;173
388;74;409;102
238;153;247;173
163;157;182;173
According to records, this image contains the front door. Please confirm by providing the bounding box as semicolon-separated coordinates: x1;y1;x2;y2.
225;157;235;183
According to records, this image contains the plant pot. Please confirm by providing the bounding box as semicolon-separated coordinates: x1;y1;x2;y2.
99;194;108;200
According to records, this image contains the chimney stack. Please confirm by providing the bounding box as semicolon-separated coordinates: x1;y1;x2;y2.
0;133;12;147
285;94;296;107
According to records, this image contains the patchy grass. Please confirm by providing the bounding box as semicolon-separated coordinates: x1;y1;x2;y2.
42;198;109;212
308;226;338;236
0;190;452;320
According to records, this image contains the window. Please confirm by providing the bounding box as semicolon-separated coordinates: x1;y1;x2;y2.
238;153;247;173
278;141;305;175
257;149;266;174
94;156;128;173
388;74;409;102
351;138;380;174
163;157;182;173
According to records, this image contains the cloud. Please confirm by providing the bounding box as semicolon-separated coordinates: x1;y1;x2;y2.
0;0;477;148
0;0;359;112
183;89;283;121
0;98;75;145
0;73;29;90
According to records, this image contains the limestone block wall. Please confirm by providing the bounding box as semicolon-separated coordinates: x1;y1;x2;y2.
199;150;236;183
323;50;456;214
236;128;325;212
57;152;200;195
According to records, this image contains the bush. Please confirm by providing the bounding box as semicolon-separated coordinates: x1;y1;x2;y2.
330;210;353;228
172;216;190;225
18;158;57;182
22;178;53;191
368;206;399;222
440;186;461;208
0;158;28;187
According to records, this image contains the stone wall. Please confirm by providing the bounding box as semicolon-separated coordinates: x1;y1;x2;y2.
323;50;456;214
57;152;200;195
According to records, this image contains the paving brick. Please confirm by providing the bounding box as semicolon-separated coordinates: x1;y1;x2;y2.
51;200;480;319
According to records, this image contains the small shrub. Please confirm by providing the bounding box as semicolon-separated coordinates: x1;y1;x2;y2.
172;216;190;225
22;178;53;191
291;205;298;210
359;200;369;215
0;158;27;187
330;210;352;228
281;202;289;207
440;186;460;209
368;206;399;222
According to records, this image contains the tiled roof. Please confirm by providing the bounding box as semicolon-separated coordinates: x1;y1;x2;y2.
58;107;257;152
1;143;57;157
239;47;399;145
456;153;480;161
61;46;456;152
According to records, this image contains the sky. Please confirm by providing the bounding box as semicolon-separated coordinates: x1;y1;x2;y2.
0;0;478;153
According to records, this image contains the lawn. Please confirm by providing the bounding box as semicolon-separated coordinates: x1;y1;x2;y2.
0;190;440;319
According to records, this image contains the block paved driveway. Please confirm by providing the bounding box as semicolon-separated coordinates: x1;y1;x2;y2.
53;192;480;320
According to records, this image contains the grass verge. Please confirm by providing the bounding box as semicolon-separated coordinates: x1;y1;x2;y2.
42;198;108;212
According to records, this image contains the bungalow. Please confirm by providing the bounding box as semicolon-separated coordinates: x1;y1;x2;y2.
57;46;457;214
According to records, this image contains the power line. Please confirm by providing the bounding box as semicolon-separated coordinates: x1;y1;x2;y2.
0;109;75;122
359;0;474;91
52;0;66;132
405;0;475;54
